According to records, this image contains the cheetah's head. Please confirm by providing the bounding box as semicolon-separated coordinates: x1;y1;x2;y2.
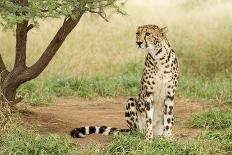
136;25;168;51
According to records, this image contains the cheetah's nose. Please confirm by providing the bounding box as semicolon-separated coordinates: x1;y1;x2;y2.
136;42;143;46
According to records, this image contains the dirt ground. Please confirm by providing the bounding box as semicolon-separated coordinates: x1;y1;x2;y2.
20;96;213;145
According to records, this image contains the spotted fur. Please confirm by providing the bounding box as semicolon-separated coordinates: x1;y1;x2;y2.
70;24;179;140
126;24;179;140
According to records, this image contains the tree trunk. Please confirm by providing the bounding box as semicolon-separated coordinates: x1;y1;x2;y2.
0;2;85;105
0;65;24;104
2;82;18;103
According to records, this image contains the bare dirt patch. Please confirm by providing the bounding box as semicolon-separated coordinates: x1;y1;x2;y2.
20;97;212;145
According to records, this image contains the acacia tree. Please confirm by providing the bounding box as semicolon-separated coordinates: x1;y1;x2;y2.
0;0;124;104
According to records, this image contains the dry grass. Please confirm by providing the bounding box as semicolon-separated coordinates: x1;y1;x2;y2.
1;0;232;78
0;100;18;131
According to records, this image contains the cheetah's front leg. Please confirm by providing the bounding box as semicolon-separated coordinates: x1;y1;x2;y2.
163;96;174;138
144;96;154;140
125;98;138;131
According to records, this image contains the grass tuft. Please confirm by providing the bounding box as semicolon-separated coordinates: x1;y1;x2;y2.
177;77;232;103
102;133;213;155
0;100;19;132
0;126;80;155
191;108;232;130
200;128;232;154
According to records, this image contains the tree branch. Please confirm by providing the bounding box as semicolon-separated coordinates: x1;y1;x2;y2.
88;10;109;22
17;11;85;83
27;24;34;32
14;21;28;69
13;0;28;69
63;17;68;25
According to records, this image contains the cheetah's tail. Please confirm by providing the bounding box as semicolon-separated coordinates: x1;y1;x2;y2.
70;126;130;138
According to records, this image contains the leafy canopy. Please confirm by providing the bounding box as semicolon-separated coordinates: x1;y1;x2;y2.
0;0;125;28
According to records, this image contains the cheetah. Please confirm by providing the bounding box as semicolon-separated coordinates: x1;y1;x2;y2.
70;25;179;140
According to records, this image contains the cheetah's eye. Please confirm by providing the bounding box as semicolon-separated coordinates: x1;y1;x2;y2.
136;32;140;36
145;32;150;36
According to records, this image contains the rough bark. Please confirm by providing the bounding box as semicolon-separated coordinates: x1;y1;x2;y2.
14;21;28;69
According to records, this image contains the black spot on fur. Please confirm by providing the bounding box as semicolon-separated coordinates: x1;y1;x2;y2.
146;91;153;97
172;118;174;121
134;124;137;128
160;56;165;60
167;118;171;124
167;95;174;101
168;106;173;115
120;129;130;132
99;126;107;134
89;126;96;134
166;125;169;130
147;118;152;124
127;120;133;127
164;105;168;114
164;71;170;74
174;58;178;64
125;112;130;117
131;111;135;116
127;104;131;110
144;85;148;89
166;49;173;63
145;102;151;111
70;129;79;138
148;60;153;66
130;116;134;121
169;106;173;110
155;48;162;55
131;102;135;106
148;53;155;61
79;127;86;135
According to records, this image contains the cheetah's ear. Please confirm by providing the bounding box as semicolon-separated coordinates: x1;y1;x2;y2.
160;27;168;34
